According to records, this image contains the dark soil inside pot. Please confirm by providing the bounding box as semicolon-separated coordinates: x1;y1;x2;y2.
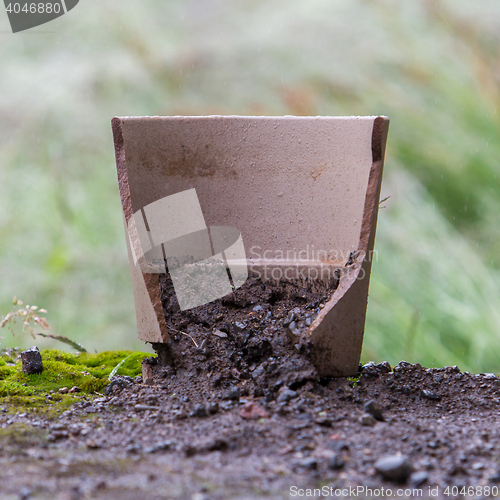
154;265;341;403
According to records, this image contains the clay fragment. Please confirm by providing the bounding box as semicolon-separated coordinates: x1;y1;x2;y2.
141;361;154;385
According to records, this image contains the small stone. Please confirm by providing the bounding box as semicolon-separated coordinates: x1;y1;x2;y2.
58;387;69;394
234;321;246;330
18;487;32;500
252;364;266;379
277;388;298;403
134;404;160;412
315;415;333;427
223;387;240;401
21;346;43;374
239;402;269;419
422;390;441;400
48;430;69;441
252;305;264;312
51;423;68;431
409;471;428;487
359;413;377;426
489;471;500;483
212;329;228;338
377;361;392;373
375;455;412;481
207;402;219;415
126;443;142;454
144;441;173;453
283;312;297;326
192;404;208;417
68;386;81;394
363;400;384;421
361;361;391;377
299;457;318;470
328;452;344;470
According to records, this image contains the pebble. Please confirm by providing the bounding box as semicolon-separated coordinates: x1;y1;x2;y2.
328;452;344;470
239;402;269;419
48;430;69;441
277;388;298;403
422;390;441;400
144;441;173;453
361;361;391;377
68;386;81;394
409;471;428;487
223;387;240;401
363;400;384;421
378;361;392;373
283;312;297;326
489;471;500;482
299;457;318;470
191;404;208;417
212;329;227;338
207;402;219;415
134;404;160;412
18;488;32;500
374;455;413;481
20;346;43;375
252;305;264;312
359;413;377;427
86;440;102;449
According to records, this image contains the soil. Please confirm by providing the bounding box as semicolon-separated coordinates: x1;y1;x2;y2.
155;269;342;400
2;275;500;499
2;361;500;499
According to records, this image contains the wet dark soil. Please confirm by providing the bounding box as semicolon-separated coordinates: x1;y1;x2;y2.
2;360;500;499
155;269;342;401
2;276;500;499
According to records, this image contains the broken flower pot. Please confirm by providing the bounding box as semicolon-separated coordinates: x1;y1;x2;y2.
112;115;389;377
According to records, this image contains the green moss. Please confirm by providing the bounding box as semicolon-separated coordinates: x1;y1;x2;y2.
0;349;150;417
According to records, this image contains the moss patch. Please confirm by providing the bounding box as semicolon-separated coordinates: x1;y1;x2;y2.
0;349;149;416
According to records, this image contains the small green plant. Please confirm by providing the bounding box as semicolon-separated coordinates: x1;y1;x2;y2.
0;297;50;340
347;373;362;387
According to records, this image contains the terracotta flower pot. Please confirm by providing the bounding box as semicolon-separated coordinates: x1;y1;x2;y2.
112;115;389;377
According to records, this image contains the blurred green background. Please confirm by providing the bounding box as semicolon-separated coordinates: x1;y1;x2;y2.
1;0;500;372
